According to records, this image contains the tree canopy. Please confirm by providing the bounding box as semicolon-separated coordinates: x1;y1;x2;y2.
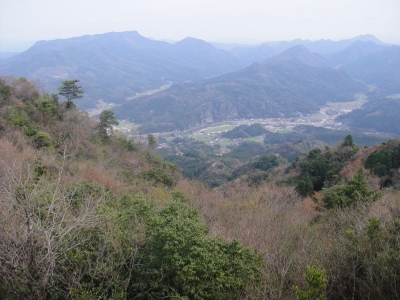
58;79;84;106
99;109;119;136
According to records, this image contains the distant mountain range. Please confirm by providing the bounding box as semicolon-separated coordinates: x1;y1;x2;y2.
1;31;400;135
0;31;242;108
260;34;391;55
328;41;392;66
0;31;396;109
340;46;400;95
113;46;367;132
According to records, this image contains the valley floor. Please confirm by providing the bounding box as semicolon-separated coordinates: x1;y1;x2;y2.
114;94;378;149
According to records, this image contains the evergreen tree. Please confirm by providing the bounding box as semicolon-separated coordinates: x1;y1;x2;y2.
147;134;157;150
99;109;119;136
58;79;84;108
342;134;355;148
323;168;381;209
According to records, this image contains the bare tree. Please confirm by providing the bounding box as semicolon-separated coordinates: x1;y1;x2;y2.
0;139;103;299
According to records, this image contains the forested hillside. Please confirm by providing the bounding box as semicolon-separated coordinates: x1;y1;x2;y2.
1;77;400;299
0;32;243;108
114;56;366;132
337;96;400;135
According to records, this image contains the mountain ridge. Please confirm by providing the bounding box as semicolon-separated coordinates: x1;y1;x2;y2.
113;50;367;132
0;31;243;108
0;32;395;111
264;44;333;68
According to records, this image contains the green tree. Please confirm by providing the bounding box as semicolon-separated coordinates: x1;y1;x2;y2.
32;131;53;150
0;79;12;106
342;134;355;148
147;134;157;150
134;196;264;299
141;167;176;187
293;266;327;300
58;79;84;108
253;154;279;171
99;109;119;136
35;97;58;124
323;168;381;209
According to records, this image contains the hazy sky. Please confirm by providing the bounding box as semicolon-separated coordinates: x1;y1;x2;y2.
1;0;399;51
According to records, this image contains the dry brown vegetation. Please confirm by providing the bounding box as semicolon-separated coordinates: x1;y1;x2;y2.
174;178;400;299
1;77;400;299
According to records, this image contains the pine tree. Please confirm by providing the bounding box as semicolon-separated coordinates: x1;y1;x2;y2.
58;79;84;108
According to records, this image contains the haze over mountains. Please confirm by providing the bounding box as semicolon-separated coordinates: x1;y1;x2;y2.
0;31;242;107
0;30;399;134
114;46;366;131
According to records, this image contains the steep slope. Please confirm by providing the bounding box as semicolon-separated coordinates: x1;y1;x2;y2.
0;31;243;108
114;49;367;132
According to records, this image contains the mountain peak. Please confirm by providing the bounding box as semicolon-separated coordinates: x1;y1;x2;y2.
173;37;221;55
175;37;215;48
266;45;332;68
350;34;382;43
276;44;311;55
329;40;395;66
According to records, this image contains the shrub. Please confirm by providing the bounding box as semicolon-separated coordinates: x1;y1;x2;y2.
32;131;53;150
293;266;327;300
134;198;264;299
142;167;176;187
323;168;381;209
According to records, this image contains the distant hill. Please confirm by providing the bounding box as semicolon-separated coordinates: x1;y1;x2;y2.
337;96;400;135
114;47;367;132
340;46;400;95
328;41;394;66
223;35;388;67
0;32;393;111
263;34;390;55
0;31;243;108
264;45;333;68
222;123;267;139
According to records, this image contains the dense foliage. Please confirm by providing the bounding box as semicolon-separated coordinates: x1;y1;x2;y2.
323;168;381;209
365;140;400;176
285;136;359;196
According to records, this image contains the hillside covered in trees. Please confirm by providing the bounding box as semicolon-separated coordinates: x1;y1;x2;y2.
1;77;400;299
113;56;367;132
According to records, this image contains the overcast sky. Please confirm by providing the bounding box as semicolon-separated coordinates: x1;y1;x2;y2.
1;0;399;51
